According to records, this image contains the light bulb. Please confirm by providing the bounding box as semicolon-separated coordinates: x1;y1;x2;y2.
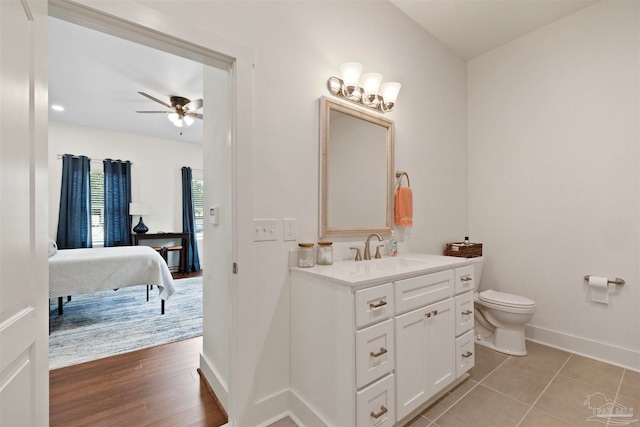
168;112;180;122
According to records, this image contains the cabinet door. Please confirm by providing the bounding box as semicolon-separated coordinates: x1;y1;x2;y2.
395;306;428;421
395;298;456;421
426;298;455;396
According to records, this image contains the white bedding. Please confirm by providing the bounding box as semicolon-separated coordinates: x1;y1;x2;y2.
49;246;176;300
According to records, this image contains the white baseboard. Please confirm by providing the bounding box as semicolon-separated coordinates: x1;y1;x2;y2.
525;324;640;371
199;353;229;411
288;389;330;427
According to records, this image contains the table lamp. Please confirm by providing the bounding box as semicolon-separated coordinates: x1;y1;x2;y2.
129;203;150;234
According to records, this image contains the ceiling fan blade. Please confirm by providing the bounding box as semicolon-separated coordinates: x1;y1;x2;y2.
136;110;170;113
184;98;203;110
138;91;172;109
186;112;203;120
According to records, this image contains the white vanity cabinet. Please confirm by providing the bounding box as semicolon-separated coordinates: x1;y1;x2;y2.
290;255;475;427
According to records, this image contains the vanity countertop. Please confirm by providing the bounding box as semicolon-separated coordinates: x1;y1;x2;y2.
290;253;472;287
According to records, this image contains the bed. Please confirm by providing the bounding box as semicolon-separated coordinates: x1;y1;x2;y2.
49;246;176;315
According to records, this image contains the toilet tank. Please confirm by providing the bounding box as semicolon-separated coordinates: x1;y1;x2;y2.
470;256;483;291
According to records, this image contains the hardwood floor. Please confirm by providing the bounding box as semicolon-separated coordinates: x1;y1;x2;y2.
50;337;227;427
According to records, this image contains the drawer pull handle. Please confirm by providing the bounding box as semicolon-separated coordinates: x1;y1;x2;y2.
433;309;438;316
371;405;388;419
462;351;473;358
369;300;387;309
370;347;388;358
462;310;473;315
461;277;473;282
426;312;431;318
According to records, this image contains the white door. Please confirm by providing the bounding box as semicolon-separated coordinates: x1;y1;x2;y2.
0;0;49;425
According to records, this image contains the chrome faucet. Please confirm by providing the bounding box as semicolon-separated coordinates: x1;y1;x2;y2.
363;233;384;260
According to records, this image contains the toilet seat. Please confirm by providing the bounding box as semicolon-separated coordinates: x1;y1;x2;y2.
479;290;535;308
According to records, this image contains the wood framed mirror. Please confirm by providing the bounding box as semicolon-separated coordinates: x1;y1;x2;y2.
319;96;394;238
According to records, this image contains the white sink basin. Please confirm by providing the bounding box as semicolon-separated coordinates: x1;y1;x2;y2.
291;253;469;286
325;256;430;280
364;256;429;271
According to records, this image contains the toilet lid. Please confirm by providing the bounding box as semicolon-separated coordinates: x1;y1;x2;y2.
480;290;535;307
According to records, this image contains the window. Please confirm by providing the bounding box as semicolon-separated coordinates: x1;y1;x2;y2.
191;179;204;238
90;171;105;246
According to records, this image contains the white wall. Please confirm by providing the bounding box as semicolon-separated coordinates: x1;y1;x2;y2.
74;1;468;425
48;122;203;254
468;0;639;369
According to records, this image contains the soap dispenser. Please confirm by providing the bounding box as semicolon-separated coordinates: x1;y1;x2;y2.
389;231;398;257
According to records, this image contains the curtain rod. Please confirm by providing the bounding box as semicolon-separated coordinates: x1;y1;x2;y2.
56;154;133;164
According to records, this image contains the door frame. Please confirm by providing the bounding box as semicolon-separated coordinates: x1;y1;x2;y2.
47;1;255;424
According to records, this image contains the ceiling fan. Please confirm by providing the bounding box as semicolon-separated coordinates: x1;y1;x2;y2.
136;91;203;128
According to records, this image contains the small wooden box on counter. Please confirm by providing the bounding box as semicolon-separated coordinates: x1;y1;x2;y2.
444;242;483;258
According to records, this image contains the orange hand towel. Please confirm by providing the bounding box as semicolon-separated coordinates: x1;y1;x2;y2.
394;186;413;227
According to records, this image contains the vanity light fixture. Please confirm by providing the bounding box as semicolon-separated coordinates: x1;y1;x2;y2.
327;62;401;113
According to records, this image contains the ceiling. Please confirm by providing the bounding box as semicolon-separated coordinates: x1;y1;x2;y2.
48;2;599;143
390;0;599;60
48;17;204;145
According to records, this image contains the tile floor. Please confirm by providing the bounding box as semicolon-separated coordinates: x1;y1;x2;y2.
406;341;638;427
270;341;639;427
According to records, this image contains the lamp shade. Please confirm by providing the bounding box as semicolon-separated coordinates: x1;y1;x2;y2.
129;203;150;216
183;115;195;126
361;73;383;96
380;82;401;103
339;62;363;87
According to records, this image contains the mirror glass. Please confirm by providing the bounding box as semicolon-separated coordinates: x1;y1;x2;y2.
319;96;394;238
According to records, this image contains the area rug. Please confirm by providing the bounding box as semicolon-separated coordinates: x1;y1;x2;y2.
49;276;202;370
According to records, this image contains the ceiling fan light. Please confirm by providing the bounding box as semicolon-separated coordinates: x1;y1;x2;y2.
168;112;180;122
183;115;195;126
172;118;184;128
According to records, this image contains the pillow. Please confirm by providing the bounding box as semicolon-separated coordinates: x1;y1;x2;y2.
48;239;58;257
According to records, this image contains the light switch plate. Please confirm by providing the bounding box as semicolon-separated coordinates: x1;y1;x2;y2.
283;218;296;241
209;206;219;225
253;219;278;242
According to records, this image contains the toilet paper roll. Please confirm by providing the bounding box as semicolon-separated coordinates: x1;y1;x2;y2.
588;276;610;304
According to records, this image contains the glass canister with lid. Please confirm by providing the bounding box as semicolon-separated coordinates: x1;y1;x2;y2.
298;243;315;268
317;241;333;265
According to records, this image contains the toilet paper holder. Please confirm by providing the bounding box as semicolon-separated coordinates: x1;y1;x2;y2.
584;275;625;286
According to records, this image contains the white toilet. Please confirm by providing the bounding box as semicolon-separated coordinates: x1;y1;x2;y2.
470;256;536;356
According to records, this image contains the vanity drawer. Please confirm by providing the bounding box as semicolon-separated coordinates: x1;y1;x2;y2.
355;283;394;328
355;319;394;388
455;330;475;377
454;292;474;337
454;265;474;295
394;270;453;314
356;374;395;427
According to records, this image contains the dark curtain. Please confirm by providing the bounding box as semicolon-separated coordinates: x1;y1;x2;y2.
103;159;132;247
56;154;92;249
181;167;201;272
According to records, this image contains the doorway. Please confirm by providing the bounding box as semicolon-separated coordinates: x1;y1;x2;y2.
47;1;244;423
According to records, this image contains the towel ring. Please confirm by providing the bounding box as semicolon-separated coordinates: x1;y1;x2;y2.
396;171;410;187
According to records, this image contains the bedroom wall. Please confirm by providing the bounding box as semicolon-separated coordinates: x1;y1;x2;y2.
48;121;203;260
468;0;639;369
